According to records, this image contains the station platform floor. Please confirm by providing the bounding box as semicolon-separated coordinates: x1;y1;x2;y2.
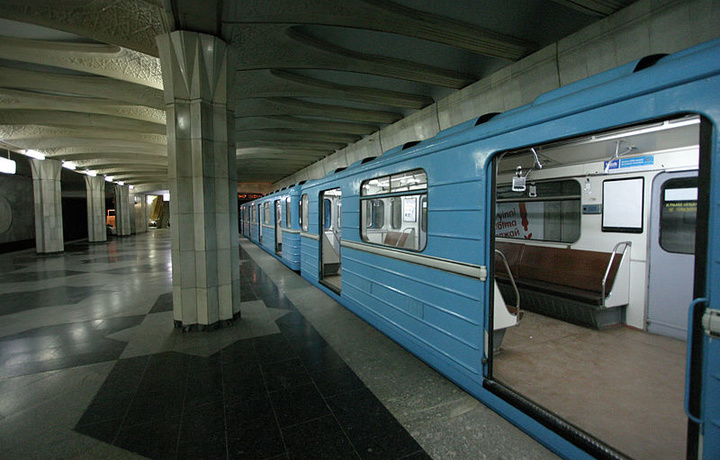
0;229;556;460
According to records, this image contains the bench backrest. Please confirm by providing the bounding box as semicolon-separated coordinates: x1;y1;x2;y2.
496;241;621;295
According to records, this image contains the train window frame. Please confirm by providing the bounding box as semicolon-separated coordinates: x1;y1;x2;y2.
300;194;309;232
360;169;428;252
495;179;582;244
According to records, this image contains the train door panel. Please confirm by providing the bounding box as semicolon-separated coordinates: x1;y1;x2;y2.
320;188;342;292
275;199;282;255
258;204;263;244
648;172;698;339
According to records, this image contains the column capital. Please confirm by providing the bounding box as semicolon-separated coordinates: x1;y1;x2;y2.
156;31;228;104
29;157;62;181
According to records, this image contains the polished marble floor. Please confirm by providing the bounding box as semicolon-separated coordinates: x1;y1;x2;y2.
0;230;556;460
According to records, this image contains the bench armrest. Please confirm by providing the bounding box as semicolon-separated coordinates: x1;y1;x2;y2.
602;241;632;307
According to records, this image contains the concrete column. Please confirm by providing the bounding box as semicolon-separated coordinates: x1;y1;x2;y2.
133;193;148;234
157;30;241;328
29;158;64;254
84;175;107;243
114;184;131;236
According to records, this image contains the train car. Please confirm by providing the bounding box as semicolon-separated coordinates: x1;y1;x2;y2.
239;202;250;238
252;186;303;271
245;39;720;460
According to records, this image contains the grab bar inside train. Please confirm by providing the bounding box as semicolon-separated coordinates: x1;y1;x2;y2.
602;241;632;308
495;249;521;317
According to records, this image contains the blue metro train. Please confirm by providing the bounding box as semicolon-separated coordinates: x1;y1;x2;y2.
241;39;720;460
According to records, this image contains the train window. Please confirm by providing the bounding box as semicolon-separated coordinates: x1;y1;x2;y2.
360;169;428;251
300;194;308;231
263;202;270;224
365;200;385;229
391;197;402;229
496;180;581;243
251;204;256;223
323;199;331;230
285;197;291;229
362;169;427;196
660;178;697;254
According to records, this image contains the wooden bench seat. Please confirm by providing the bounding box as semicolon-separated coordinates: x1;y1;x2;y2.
495;241;625;328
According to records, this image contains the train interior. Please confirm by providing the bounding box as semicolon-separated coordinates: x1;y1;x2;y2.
360;169;429;252
320;188;343;292
274;199;283;255
490;115;701;460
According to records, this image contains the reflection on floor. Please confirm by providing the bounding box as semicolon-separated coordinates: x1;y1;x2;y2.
0;230;557;460
493;311;687;460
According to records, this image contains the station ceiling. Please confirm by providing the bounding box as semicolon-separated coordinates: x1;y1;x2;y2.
0;0;636;192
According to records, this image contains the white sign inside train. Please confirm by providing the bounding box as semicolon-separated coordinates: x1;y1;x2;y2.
604;155;654;172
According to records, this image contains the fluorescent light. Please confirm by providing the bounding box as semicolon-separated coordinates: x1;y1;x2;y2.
129;185;134;190
104;176;114;182
163;192;170;201
23;149;45;160
0;156;16;174
85;169;97;177
117;181;125;186
62;161;76;170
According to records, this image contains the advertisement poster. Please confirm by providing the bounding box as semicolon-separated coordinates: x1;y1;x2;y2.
495;202;544;239
403;197;417;222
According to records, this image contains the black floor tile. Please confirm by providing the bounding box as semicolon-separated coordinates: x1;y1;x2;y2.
282;415;357;460
123;376;185;426
185;368;224;409
399;451;433;460
0;285;103;315
269;383;330;428
223;366;267;405
276;312;322;343
290;339;347;373
0;269;87;283
311;365;365;398
226;396;285;460
114;416;181;460
262;357;313;392
178;401;227;460
220;339;257;365
150;292;174;313
327;388;422;460
75;417;123;445
253;334;294;364
187;353;222;375
145;351;190;379
100;263;169;275
91;315;147;332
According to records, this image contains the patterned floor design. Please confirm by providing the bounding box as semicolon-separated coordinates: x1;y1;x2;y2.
0;230;556;460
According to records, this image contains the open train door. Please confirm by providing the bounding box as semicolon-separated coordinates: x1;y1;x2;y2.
686;120;720;460
274;199;282;255
319;188;342;293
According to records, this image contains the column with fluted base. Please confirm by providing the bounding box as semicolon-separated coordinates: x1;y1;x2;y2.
84;175;107;243
157;30;240;328
114;184;131;236
29;158;64;254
